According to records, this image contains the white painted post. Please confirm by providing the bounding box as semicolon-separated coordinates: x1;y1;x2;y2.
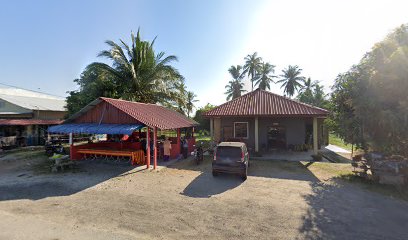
210;118;214;140
255;117;259;152
69;133;73;146
313;117;318;155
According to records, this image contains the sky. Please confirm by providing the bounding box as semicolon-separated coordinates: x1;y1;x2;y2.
0;0;407;109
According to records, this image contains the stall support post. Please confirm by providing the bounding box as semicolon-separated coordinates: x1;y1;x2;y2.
177;128;181;156
153;127;158;170
146;128;151;169
192;127;194;138
68;133;74;160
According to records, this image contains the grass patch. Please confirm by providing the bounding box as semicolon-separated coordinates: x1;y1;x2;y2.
336;173;408;201
304;162;352;178
195;135;211;141
329;133;353;151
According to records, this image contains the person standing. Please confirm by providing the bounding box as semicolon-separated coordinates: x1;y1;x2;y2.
163;137;172;161
182;137;189;159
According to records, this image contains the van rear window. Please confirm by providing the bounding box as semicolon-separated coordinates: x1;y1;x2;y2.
216;146;241;159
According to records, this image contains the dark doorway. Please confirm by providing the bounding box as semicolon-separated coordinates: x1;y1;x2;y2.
222;126;233;141
267;126;286;150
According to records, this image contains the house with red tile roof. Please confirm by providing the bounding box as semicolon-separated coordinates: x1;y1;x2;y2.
204;88;329;155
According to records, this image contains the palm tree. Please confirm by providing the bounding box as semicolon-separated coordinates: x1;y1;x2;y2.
243;52;262;91
300;77;316;93
225;81;245;101
87;29;183;104
225;65;245;100
277;65;305;97
186;91;198;117
173;81;187;114
228;65;245;82
255;62;275;90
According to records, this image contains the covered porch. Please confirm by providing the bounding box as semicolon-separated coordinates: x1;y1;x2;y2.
209;116;326;155
204;89;329;156
49;97;198;169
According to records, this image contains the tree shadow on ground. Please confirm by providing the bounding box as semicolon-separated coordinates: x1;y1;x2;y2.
320;149;351;163
299;179;408;240
0;159;135;201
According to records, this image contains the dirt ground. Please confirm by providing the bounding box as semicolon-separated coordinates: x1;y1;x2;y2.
1;149;408;240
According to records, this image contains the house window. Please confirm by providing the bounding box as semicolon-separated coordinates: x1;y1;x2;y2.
234;122;248;138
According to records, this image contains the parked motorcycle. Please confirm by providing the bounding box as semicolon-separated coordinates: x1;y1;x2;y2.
193;142;204;165
44;141;66;157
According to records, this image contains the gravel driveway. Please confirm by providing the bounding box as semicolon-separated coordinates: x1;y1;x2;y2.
0;152;407;240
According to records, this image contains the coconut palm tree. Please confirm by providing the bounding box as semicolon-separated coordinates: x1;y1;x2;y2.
300;77;316;93
255;62;276;90
228;65;245;82
225;65;246;100
87;29;183;104
186;91;198;117
243;52;262;91
277;65;305;98
225;80;245;101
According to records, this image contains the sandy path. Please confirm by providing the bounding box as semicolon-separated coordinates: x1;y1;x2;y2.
1;155;408;240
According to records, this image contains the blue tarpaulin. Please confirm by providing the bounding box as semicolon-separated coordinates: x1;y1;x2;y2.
48;123;145;135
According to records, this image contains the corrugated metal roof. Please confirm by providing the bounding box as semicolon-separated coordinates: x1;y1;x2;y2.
67;97;198;130
48;123;144;135
0;119;63;126
0;86;66;111
204;89;329;117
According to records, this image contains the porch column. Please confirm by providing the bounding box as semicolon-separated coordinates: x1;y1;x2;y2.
146;128;151;169
313;117;318;155
255;117;259;152
210;118;214;140
153;127;158;169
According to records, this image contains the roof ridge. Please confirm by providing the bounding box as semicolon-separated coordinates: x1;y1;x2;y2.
204;88;328;116
100;97;158;106
205;89;255;115
257;89;329;112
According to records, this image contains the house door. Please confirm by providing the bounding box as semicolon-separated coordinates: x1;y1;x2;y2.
267;126;286;150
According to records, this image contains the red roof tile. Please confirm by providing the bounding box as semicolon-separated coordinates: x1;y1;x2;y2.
68;97;198;130
0;119;63;126
204;89;329;117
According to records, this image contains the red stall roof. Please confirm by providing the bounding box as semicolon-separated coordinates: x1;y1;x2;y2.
204;88;329;117
0;119;63;126
66;97;198;130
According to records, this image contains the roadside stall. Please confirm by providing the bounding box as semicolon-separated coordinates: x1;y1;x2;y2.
48;97;198;169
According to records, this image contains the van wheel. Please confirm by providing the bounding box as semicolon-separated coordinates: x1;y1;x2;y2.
212;170;218;177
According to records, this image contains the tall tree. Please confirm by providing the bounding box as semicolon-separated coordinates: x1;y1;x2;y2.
243;52;262;91
331;24;408;155
225;65;246;100
255;62;275;90
87;29;183;104
277;65;305;97
225;80;245;101
297;77;316;105
185;91;198;117
66;66;120;116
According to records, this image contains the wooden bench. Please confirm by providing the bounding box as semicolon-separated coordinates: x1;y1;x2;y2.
77;149;145;165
